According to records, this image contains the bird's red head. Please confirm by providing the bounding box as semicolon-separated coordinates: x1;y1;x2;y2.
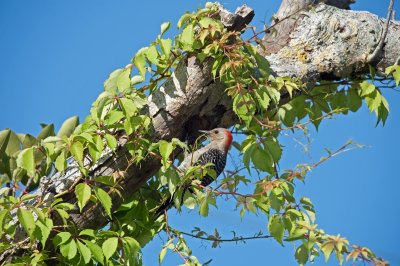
201;128;233;152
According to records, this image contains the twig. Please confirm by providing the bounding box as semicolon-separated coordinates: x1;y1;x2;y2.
367;0;395;63
179;231;272;243
164;211;189;264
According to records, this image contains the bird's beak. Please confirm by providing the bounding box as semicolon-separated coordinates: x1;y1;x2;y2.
198;130;209;135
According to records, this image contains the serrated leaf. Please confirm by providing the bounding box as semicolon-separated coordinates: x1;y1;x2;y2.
93;187;112;218
55;150;67;172
102;237;118;261
145;44;159;65
160;21;171;36
359;81;376;97
159;39;172;58
17;147;35;177
57;116;79;138
17;208;35;237
60;239;77;260
365;90;382;113
0;209;9;236
53;232;72;246
159;247;167;264
104;68;124;93
70;141;84;166
133;48;147;78
199;199;209;217
177;13;191;29
119;98;137;117
117;68;131;92
295;244;309;265
251;145;273;173
75;183;91;212
179;24;195;51
35;218;53;247
104;134;118;150
321;241;335;262
83;240;104;265
268;215;284;244
347;89;362;112
77;240;92;264
159;140;173;167
37;124;55;141
183;190;197;209
130;75;144;85
21;134;37;149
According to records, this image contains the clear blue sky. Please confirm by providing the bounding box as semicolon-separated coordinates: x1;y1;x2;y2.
0;1;399;265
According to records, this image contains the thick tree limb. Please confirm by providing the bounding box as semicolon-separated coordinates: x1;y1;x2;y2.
264;4;400;82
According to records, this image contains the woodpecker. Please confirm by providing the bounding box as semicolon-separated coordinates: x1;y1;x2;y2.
155;128;232;216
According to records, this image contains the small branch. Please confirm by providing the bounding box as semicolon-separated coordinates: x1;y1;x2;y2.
164;211;189;264
367;0;395;63
179;230;272;243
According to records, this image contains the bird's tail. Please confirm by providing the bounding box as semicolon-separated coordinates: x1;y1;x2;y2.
154;194;175;218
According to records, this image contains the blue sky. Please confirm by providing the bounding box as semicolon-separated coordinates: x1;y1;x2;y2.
1;1;399;265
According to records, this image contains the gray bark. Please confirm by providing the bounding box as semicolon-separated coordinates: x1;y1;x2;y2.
2;0;400;262
264;3;400;82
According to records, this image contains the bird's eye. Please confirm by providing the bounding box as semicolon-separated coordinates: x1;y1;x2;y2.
214;130;219;134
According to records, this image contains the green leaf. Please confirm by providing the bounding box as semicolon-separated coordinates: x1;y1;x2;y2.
57;116;79;138
0;129;12;157
295;244;309;265
35;218;53;247
177;13;192;29
179;24;195;51
21;134;37;149
106;110;124;125
104;68;124;93
159;140;173;167
346;89;362;112
183;190;197;209
55;150;67;172
117;68;131;92
145;44;159;65
77;240;92;264
75;183;91;212
17;147;35;177
93;187;112;218
102;237;118;261
83;240;104;265
160;21;171;36
199;199;209;217
37;124;55;141
133;48;147;78
53;232;72;246
264;138;282;162
385;65;400;86
321;241;335;262
130;75;144;85
251;145;273;173
159;39;172;58
17;208;36;237
60;239;78;260
119;98;137;117
88;135;103;163
268;214;284;244
359;81;376;97
365;90;382;113
70;141;84;166
0;209;9;236
5;129;20;156
159;247;167;264
104;134;118;150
